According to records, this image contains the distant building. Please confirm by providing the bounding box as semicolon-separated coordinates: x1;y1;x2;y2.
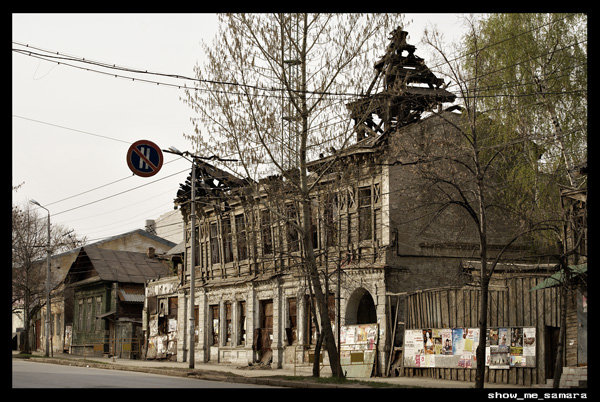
25;228;176;356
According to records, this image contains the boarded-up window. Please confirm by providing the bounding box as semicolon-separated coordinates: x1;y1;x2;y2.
95;297;102;331
210;304;219;345
225;302;232;345
168;297;178;319
239;301;246;345
86;298;93;332
77;299;83;331
148;296;157;315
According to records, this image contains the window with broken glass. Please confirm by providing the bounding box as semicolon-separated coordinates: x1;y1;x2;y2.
235;214;248;261
210;222;221;264
238;301;246;346
225;302;232;345
210;304;219;346
286;204;300;253
222;216;234;264
261;210;273;255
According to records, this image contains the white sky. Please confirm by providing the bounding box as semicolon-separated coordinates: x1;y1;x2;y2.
12;13;473;244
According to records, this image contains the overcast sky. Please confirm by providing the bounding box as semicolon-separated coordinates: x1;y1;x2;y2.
12;13;473;244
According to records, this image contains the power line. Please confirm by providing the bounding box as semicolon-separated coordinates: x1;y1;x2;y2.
52;168;189;217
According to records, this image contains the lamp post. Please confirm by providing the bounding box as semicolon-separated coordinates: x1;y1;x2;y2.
30;199;51;357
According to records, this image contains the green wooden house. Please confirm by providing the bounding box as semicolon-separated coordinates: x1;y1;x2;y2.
64;246;171;358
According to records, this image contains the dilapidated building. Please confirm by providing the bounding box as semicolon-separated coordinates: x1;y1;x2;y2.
141;28;565;384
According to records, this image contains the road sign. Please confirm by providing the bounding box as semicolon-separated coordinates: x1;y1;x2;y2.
126;140;163;177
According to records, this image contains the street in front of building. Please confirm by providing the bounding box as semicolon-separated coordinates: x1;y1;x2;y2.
12;359;279;388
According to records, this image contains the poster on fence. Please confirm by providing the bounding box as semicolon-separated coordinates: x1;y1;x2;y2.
404;327;536;369
340;324;378;378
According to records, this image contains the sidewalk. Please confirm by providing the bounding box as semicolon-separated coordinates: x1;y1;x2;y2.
12;351;538;389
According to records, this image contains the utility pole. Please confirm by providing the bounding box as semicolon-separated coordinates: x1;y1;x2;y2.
164;147;237;369
30;199;51;358
189;156;196;369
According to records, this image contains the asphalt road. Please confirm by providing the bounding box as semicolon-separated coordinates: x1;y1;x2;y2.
12;360;279;388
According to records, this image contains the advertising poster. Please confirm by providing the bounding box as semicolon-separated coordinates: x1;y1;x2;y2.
489;345;510;369
441;329;453;355
498;327;509;346
489;328;499;345
452;328;465;356
403;329;424;367
523;327;536;357
423;329;434;354
432;329;444;354
510;327;524;366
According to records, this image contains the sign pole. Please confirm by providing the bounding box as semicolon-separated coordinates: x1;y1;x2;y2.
189;157;196;369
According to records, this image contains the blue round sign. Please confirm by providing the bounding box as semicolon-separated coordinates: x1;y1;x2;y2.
126;140;163;177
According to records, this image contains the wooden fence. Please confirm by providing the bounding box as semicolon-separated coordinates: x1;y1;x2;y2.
400;275;562;386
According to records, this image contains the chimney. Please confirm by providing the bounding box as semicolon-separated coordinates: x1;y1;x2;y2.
147;247;155;258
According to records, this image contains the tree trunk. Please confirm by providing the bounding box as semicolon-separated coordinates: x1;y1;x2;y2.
553;259;568;388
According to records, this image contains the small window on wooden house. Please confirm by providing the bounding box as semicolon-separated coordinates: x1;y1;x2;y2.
77;299;83;331
86;298;93;332
95;297;103;331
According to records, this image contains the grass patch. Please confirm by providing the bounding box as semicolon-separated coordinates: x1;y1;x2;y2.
272;375;397;388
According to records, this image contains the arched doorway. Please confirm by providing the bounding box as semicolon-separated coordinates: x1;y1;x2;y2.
345;288;377;325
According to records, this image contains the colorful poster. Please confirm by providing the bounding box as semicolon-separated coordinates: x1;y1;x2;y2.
498;328;509;346
441;329;453;355
452;328;464;355
432;329;443;354
489;345;510;369
511;327;523;348
523;327;536;357
489;328;499;345
509;327;524;366
423;329;434;354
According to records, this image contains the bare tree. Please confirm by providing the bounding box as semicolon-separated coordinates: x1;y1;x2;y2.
182;13;404;377
12;197;86;354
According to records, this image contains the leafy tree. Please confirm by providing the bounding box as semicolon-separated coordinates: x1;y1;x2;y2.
394;13;586;388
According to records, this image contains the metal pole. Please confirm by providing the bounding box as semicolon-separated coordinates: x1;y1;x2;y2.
189;157;196;368
45;210;51;357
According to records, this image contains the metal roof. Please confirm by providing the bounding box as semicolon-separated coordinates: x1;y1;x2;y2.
71;246;171;284
530;263;587;291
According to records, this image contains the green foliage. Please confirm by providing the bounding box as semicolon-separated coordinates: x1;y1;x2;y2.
461;13;587;247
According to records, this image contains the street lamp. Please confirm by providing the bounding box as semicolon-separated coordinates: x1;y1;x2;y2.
30;199;51;357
